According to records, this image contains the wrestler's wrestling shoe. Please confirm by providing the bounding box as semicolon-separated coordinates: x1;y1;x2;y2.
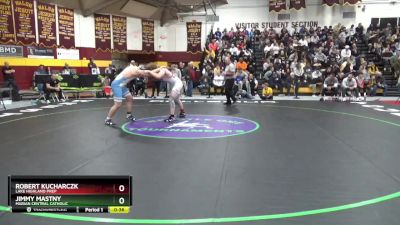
179;111;186;118
105;119;116;126
164;115;176;122
126;114;136;122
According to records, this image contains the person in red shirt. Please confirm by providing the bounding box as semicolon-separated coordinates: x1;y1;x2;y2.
208;39;218;52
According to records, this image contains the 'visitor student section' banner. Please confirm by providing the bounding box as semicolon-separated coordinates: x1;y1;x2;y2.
37;2;56;47
0;0;15;44
186;22;202;53
94;14;111;52
58;6;75;48
112;15;127;52
13;0;36;45
142;19;154;53
269;0;286;12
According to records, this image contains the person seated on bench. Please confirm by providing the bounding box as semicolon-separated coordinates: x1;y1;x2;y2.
197;74;210;95
235;68;249;98
248;73;258;96
320;73;339;101
341;73;357;101
309;66;323;97
371;73;387;96
45;74;65;102
212;68;224;95
35;64;50;75
261;82;273;100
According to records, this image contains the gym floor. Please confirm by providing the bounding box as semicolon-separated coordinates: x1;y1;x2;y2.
0;99;399;225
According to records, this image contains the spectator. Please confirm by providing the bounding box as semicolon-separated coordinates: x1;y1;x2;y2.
310;67;323;97
236;57;248;70
1;62;19;92
356;73;368;101
215;28;222;40
229;44;239;58
179;62;188;95
341;73;357;100
235;68;248;98
340;45;352;60
105;64;117;77
208;39;218;52
62;63;72;75
248;73;258;96
36;64;49;75
371;73;387;96
186;62;196;97
45;74;65;102
88;57;98;75
212;67;224;95
261;82;273;100
368;61;381;77
390;52;400;79
320;73;339;101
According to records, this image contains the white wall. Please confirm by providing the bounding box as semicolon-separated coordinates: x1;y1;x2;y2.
74;11;95;48
126;17;142;51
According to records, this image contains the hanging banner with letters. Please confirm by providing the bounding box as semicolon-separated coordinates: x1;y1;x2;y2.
289;0;306;10
269;0;286;12
186;21;202;54
0;0;15;44
94;14;111;52
142;19;154;53
37;2;57;48
112;15;127;52
13;0;36;45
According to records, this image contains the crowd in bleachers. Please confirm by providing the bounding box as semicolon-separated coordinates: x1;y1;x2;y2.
200;22;400;101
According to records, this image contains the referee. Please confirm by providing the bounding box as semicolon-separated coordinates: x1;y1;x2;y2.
223;56;236;105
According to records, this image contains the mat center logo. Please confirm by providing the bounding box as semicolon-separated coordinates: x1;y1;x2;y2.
122;115;259;139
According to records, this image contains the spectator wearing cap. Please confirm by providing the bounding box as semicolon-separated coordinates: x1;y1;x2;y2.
341;45;352;60
320;73;339;101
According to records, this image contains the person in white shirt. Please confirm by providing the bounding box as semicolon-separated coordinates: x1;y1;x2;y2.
298;36;308;47
341;73;357;101
292;62;304;99
212;69;225;95
223;56;237;105
341;45;352;60
310;68;323;97
264;42;274;57
229;44;239;57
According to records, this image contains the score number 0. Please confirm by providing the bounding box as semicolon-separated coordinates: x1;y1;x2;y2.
117;184;126;205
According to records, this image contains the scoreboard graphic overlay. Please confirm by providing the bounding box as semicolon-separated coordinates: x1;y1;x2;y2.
8;176;132;213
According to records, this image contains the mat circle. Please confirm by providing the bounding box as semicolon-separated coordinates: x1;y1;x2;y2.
121;115;260;139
